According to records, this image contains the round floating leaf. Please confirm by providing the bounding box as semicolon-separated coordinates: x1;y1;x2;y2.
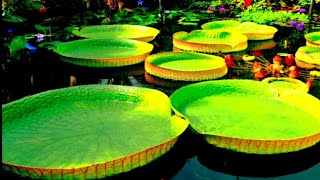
170;80;320;154
2;85;189;179
295;46;320;69
201;20;241;31
145;52;228;81
305;31;320;47
173;30;248;53
72;24;160;42
54;38;154;67
237;22;278;40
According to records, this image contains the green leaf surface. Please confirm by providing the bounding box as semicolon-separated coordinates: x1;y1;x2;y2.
147;52;226;71
9;36;27;52
170;80;320;140
2;14;27;22
35;24;50;32
54;38;153;59
2;85;188;169
295;46;320;65
177;30;247;47
201;20;241;31
305;31;320;44
73;24;159;42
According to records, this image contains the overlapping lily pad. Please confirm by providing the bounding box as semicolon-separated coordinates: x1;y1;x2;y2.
54;38;154;67
170;80;320;154
2;85;189;179
237;22;278;40
295;46;320;69
201;20;241;31
262;77;309;94
173;30;248;53
72;24;160;42
145;52;228;81
305;31;320;47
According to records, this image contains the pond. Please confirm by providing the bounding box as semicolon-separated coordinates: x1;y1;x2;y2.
2;17;320;102
1;2;320;180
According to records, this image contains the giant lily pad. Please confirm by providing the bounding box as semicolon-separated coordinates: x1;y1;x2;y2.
305;31;320;47
145;52;228;81
72;24;160;42
295;46;320;69
54;38;154;67
237;22;278;40
201;20;241;31
2;85;189;179
170;80;320;154
173;30;248;53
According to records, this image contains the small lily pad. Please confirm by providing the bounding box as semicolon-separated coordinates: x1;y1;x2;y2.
145;52;227;81
237;22;278;40
295;46;320;69
173;30;248;53
54;38;154;67
72;24;160;42
305;31;320;47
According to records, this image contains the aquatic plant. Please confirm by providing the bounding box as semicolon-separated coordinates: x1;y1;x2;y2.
2;85;188;179
145;52;228;81
5;24;74;60
54;38;154;67
170;79;320;154
240;10;309;25
173;30;248;53
295;46;320;69
72;24;160;42
2;0;45;22
112;7;160;26
305;31;320;46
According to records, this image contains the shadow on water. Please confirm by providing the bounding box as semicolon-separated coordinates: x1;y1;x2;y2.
197;141;320;178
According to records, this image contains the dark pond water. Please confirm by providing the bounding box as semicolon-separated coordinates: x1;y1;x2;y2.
1;14;320;180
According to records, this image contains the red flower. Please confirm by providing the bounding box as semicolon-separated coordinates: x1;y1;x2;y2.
266;64;283;77
306;78;314;89
254;70;266;81
39;7;47;13
272;55;282;64
244;0;253;6
224;55;236;68
284;54;295;66
253;51;262;58
288;70;300;79
252;62;261;73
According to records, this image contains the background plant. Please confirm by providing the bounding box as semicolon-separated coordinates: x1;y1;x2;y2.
5;24;74;60
111;7;160;26
2;0;45;21
240;10;309;24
